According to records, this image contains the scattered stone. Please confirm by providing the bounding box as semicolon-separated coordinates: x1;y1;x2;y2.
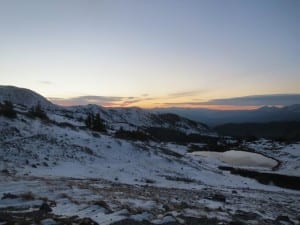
1;169;9;174
210;193;226;202
145;179;155;184
229;221;247;225
20;191;35;200
163;204;171;211
110;219;152;225
2;193;18;200
233;210;260;221
275;215;294;225
179;201;189;208
152;215;176;224
94;200;112;213
41;218;56;225
39;202;52;213
79;217;99;225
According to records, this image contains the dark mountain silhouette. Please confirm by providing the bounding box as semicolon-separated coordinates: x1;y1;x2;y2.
154;105;300;126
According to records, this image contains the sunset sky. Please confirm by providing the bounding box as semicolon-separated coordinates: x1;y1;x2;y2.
0;0;299;109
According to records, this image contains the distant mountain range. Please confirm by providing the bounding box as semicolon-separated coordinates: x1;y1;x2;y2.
215;121;300;141
154;105;300;126
1;85;299;131
0;85;213;137
2;87;300;225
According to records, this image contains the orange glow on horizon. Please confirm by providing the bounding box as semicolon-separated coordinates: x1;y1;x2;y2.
128;104;262;111
53;100;263;111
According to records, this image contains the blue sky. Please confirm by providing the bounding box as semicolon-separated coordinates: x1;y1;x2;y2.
0;0;299;108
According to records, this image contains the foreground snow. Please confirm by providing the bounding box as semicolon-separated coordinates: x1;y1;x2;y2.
1;174;299;225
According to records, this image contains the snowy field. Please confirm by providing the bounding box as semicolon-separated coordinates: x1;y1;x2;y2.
0;87;299;225
1;112;299;225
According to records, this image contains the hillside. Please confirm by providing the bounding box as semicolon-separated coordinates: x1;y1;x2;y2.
0;86;213;136
0;86;57;110
0;86;299;225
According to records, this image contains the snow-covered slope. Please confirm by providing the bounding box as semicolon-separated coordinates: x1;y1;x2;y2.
0;85;213;135
0;103;299;224
0;111;218;188
0;85;56;110
70;105;211;134
1;86;300;225
1;106;299;191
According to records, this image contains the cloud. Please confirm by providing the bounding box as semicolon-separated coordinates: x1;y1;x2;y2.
201;94;300;106
162;94;300;107
48;95;156;107
119;99;143;107
168;90;204;98
38;81;53;85
159;94;300;109
119;97;157;107
49;95;127;106
49;93;300;108
163;102;204;106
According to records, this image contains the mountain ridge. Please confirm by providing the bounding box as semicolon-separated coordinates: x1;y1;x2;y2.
154;105;300;126
0;85;57;110
1;85;300;224
0;85;213;136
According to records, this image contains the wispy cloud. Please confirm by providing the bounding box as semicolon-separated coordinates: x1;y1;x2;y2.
49;94;155;107
49;94;160;107
38;80;53;85
49;96;127;106
49;93;300;109
163;102;206;106
168;90;204;98
200;94;300;106
119;97;157;107
158;94;300;110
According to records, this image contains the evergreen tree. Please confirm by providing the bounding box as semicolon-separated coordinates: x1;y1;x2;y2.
85;112;106;132
85;113;92;128
30;102;48;120
0;101;17;118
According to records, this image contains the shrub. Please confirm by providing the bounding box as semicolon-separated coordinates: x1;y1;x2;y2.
188;144;205;152
20;191;35;200
0;101;17;118
29;102;49;120
85;113;106;132
115;128;149;141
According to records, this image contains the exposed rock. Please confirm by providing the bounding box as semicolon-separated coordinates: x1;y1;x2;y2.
233;210;261;221
79;218;99;225
39;202;52;213
209;193;226;202
1;193;18;200
41;218;56;225
275;215;294;225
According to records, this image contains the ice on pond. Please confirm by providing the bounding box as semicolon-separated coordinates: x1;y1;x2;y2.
191;150;278;169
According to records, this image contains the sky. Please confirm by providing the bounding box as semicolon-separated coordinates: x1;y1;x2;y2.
0;0;299;109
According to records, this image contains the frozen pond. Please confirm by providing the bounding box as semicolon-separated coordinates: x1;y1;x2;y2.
191;150;278;169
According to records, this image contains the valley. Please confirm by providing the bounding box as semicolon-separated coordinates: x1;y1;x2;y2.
0;86;299;225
